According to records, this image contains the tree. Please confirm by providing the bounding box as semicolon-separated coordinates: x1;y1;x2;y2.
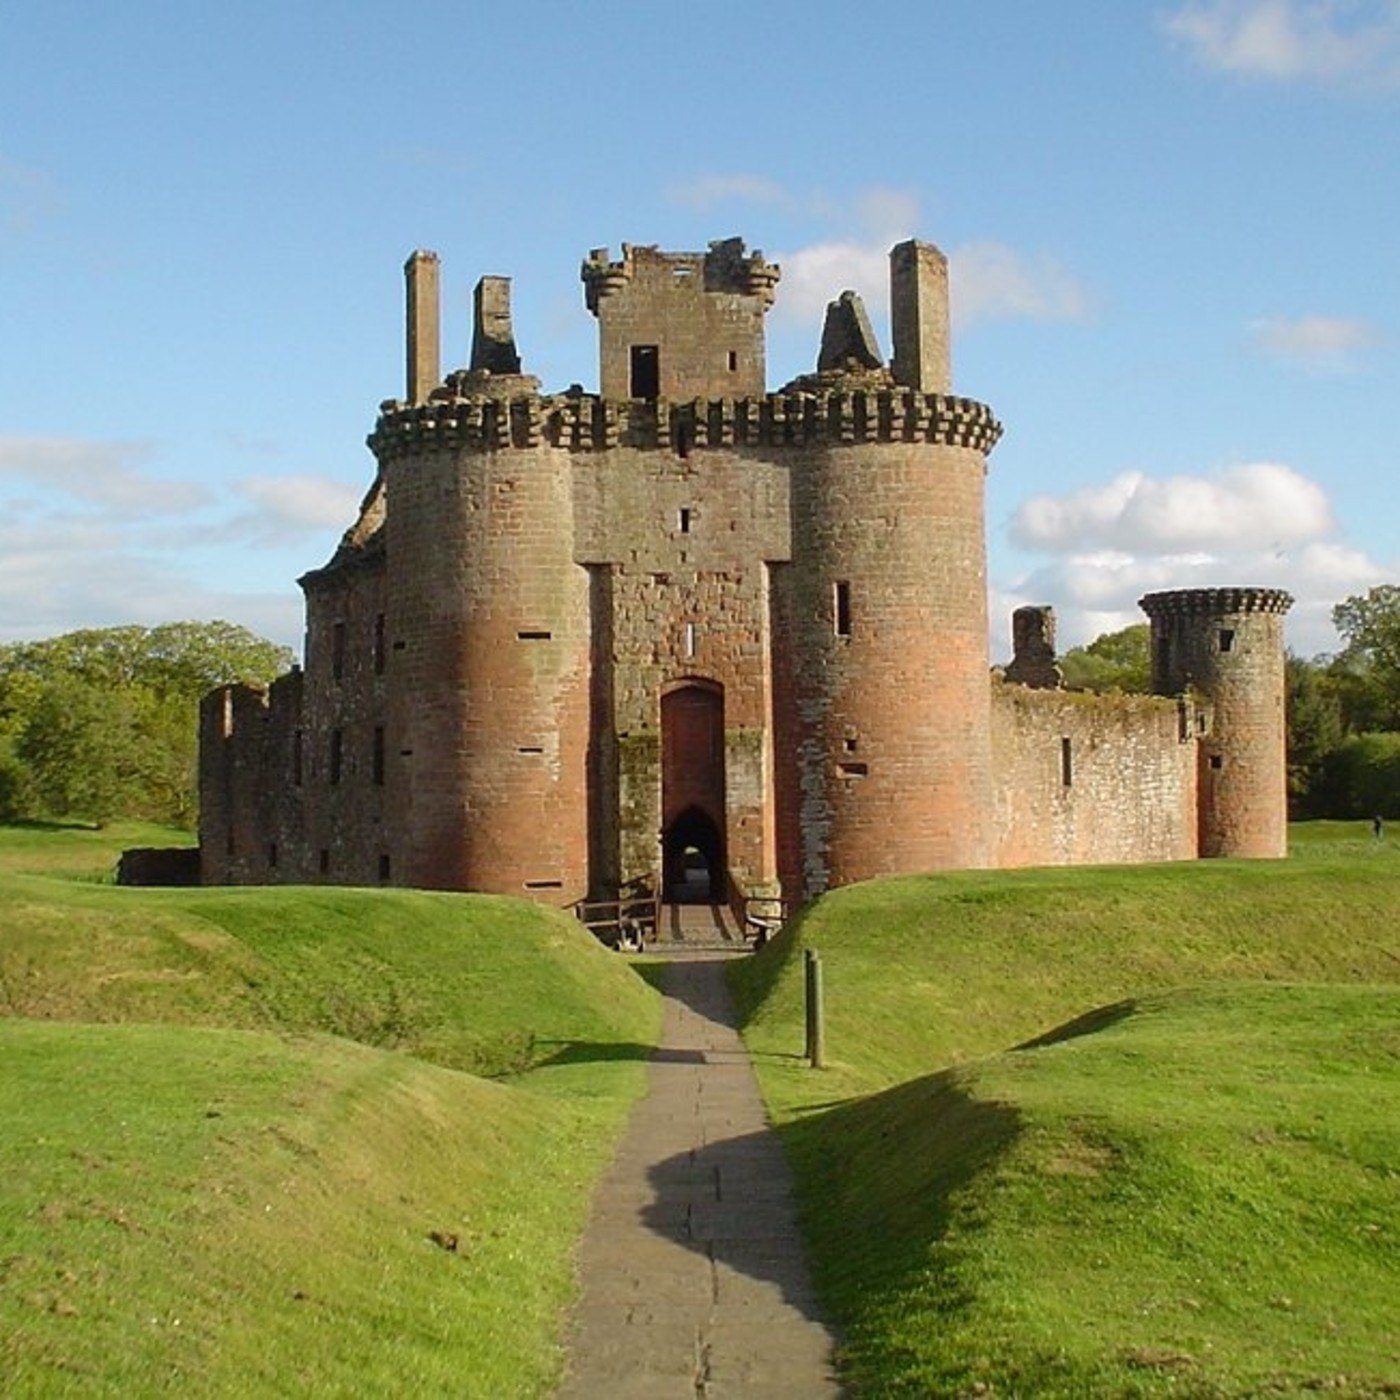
1331;584;1400;732
0;621;292;826
1059;623;1150;693
1285;653;1346;817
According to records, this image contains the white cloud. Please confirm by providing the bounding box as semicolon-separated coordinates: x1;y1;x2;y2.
1012;462;1334;553
668;174;792;211
770;239;896;326
0;436;208;515
1163;0;1400;89
1000;459;1383;657
0;515;303;650
950;243;1093;328
1250;313;1382;370
234;474;362;533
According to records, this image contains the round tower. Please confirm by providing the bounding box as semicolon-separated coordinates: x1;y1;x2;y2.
784;403;999;896
370;260;590;900
1139;587;1293;859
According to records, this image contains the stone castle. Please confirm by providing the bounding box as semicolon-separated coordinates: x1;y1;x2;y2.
199;236;1292;908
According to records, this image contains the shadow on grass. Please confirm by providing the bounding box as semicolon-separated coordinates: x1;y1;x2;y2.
1014;997;1138;1051
530;1040;705;1067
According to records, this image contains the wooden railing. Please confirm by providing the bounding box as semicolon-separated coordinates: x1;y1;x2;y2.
572;888;661;950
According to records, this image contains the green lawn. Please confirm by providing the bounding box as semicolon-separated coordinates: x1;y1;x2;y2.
0;824;661;1397
732;825;1400;1397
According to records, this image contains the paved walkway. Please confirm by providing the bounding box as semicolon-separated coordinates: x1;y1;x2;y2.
555;949;842;1399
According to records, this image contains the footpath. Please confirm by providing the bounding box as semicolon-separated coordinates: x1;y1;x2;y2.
554;946;842;1398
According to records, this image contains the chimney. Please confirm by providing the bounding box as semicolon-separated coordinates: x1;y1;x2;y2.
404;249;441;404
890;240;950;393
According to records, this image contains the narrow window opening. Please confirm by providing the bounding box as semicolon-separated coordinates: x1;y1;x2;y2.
1209;753;1224;770
374;613;386;674
292;729;304;786
1060;736;1073;787
517;630;552;641
518;745;544;755
330;729;343;785
319;849;330;875
392;639;406;652
372;726;385;786
377;853;391;884
837;761;868;779
834;581;852;638
676;423;691;459
678;507;692;534
630;344;659;400
331;622;346;681
1219;628;1235;653
844;737;858;753
524;879;564;890
727;349;738;372
684;622;697;659
267;842;278;869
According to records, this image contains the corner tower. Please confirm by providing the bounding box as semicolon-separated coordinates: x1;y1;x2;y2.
1140;587;1293;858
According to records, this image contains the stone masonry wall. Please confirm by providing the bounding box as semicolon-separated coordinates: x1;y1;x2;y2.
990;683;1198;868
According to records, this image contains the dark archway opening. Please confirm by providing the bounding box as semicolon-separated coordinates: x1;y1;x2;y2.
663;805;725;904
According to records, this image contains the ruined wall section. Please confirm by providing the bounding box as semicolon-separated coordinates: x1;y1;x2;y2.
1141;588;1293;858
198;669;304;883
779;390;1001;898
990;684;1198;868
373;392;591;898
297;551;389;883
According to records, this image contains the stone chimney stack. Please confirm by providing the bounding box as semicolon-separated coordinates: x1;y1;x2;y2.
470;275;522;375
889;239;951;394
404;249;441;405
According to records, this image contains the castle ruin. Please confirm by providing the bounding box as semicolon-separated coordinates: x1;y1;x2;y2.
199;237;1292;907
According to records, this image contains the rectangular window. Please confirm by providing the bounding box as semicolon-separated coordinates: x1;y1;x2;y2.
330;729;343;785
267;842;278;868
332;622;346;680
292;729;304;786
678;507;692;534
684;621;697;659
372;726;385;786
630;344;659;400
1210;753;1224;770
1060;737;1073;787
1219;629;1235;653
523;879;564;890
834;581;852;638
374;613;386;674
727;350;738;372
319;849;330;875
837;761;868;779
377;853;391;884
517;630;552;641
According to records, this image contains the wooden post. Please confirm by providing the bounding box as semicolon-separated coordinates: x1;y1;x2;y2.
810;951;826;1070
804;948;816;1060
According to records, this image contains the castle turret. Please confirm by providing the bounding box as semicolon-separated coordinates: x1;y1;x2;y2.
1140;587;1293;858
779;251;1001;895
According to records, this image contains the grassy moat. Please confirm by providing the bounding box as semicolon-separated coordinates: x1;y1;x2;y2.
3;822;1398;1396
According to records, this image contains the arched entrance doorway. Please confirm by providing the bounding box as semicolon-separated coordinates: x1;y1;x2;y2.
661;681;726;904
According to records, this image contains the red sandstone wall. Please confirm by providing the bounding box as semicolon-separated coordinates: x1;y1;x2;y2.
384;435;591;899
990;684;1197;868
783;439;994;897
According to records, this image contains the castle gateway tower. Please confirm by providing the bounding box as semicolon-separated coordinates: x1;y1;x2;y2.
200;234;1292;909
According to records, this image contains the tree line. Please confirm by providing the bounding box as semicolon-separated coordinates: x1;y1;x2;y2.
1058;585;1400;820
0;622;292;828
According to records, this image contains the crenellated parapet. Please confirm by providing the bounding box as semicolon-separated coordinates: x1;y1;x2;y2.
368;387;1002;462
1139;587;1294;620
582;237;780;314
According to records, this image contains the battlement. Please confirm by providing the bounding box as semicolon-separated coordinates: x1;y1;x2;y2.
581;237;780;313
1140;587;1294;619
368;386;1003;461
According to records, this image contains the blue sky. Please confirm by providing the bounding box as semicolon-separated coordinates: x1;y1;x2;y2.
2;0;1396;659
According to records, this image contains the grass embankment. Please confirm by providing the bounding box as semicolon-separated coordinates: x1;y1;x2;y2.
732;824;1400;1397
0;824;660;1396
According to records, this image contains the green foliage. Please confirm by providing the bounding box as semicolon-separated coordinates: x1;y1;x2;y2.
1285;652;1346;815
1059;623;1149;693
1331;583;1400;732
0;622;291;826
1314;732;1400;820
